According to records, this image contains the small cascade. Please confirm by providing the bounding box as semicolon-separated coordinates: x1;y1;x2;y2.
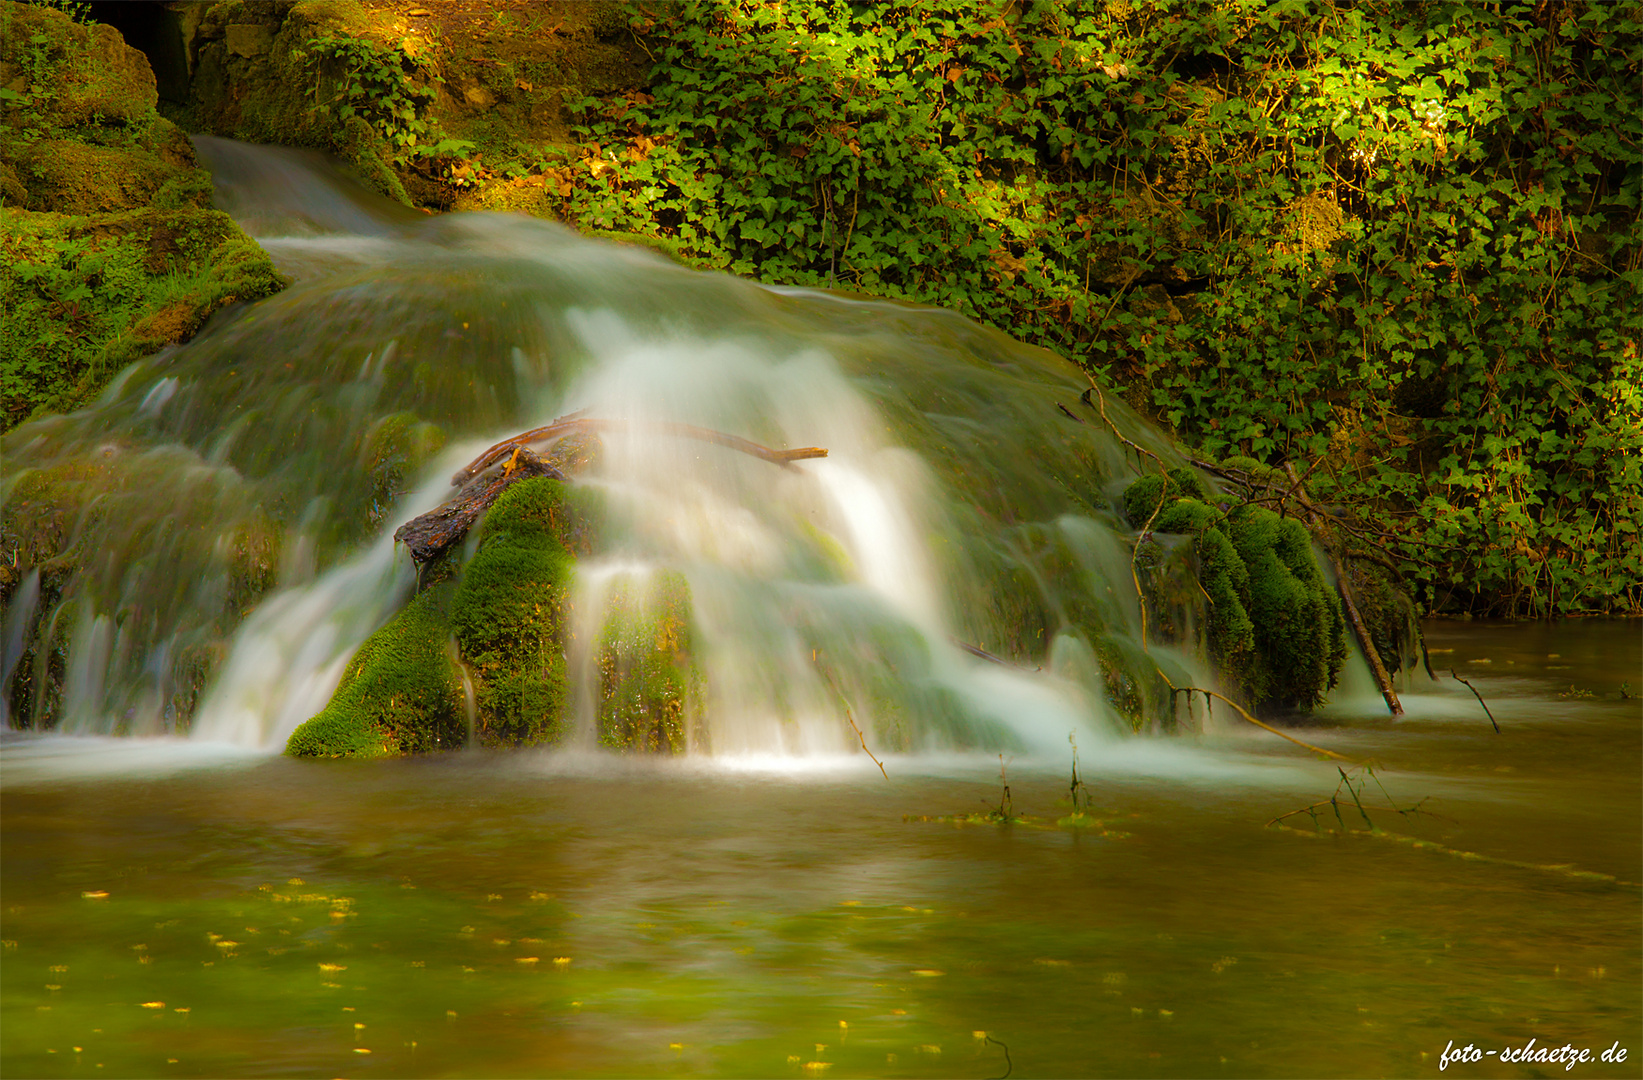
1;138;1224;757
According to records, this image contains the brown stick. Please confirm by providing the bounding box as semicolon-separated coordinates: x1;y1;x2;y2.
453;416;827;486
1286;464;1403;717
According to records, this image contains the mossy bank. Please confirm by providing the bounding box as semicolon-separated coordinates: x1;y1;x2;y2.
0;1;284;429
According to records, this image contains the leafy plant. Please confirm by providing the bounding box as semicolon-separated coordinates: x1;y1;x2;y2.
560;0;1640;616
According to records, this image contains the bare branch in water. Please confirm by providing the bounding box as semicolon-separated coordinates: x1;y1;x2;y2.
1450;669;1501;733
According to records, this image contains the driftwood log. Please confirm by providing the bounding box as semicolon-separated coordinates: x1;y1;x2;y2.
394;414;829;567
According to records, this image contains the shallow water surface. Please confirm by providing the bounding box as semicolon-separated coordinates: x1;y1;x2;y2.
2;622;1639;1078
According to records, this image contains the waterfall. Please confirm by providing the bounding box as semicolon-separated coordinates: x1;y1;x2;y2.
1;138;1218;755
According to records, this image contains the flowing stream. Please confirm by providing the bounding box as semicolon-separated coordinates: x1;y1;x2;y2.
1;141;1638;1077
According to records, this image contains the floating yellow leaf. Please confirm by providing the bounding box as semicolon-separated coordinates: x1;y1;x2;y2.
516;957;539;965
215;940;240;950
972;1030;987;1039
911;969;944;977
917;1044;941;1054
139;1002;164;1009
553;957;571;965
81;891;109;900
288;878;304;886
174;1007;189;1014
802;1063;831;1073
318;963;346;973
354;1048;371;1054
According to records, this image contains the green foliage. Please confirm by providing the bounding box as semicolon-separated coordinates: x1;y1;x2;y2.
564;0;1641;616
285;581;467;758
294;33;442;158
1123;475;1346;711
593;570;702;754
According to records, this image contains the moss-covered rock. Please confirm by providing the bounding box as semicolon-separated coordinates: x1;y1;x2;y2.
1226;504;1347;710
285;580;467;758
284;476;601;757
1;207;286;427
450;476;600;747
1121;472;1347;713
0;1;285;430
593;570;703;754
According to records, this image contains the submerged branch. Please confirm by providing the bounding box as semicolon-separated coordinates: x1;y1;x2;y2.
1173;685;1354;762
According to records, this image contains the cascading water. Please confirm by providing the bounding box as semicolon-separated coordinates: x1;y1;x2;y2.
1;136;1219;756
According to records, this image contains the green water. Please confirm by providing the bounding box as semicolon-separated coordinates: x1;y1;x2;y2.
2;621;1637;1078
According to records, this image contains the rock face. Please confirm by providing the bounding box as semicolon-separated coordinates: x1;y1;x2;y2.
0;1;284;429
287;477;703;759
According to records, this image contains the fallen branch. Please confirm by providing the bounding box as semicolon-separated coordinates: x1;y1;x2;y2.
396;416;828;568
1172;684;1354;761
453;415;827;485
816;665;888;778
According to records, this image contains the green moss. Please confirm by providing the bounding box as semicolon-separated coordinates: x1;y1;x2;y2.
1224;506;1347;710
359;411;446;529
594;570;702;754
285;581;467;758
1121;467;1208;527
450;477;600;747
1;208;286;428
1120;474;1346;712
0;1;285;430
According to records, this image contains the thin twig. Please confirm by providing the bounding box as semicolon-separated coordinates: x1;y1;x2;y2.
816;665;888;778
1450;669;1500;732
1173;684;1354;761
